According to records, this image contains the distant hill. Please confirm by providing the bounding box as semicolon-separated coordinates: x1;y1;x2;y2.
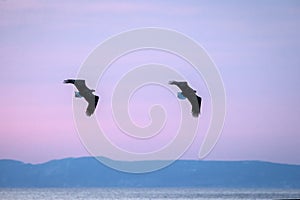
0;157;300;188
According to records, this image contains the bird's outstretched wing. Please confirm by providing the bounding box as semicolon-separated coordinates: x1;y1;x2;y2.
64;79;91;93
186;94;202;117
169;80;202;117
86;95;99;116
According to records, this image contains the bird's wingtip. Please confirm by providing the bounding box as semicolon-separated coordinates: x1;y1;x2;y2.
63;79;76;84
85;111;92;116
86;109;95;117
192;112;200;118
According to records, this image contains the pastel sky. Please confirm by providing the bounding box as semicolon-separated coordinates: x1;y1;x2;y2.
0;0;300;165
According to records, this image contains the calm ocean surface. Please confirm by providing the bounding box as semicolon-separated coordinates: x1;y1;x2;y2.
0;188;299;200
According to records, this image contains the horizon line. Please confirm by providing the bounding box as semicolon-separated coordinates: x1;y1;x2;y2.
1;156;299;167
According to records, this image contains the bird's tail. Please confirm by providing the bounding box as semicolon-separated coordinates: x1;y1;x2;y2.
63;79;75;84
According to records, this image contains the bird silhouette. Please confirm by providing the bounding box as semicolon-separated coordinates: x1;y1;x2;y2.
64;79;99;116
169;80;202;117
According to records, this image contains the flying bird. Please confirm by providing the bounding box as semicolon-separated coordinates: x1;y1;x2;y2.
63;79;99;116
169;80;202;117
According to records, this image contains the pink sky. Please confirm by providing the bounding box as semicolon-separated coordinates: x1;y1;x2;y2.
0;0;300;164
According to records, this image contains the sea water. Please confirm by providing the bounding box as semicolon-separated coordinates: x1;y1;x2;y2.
0;188;299;200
